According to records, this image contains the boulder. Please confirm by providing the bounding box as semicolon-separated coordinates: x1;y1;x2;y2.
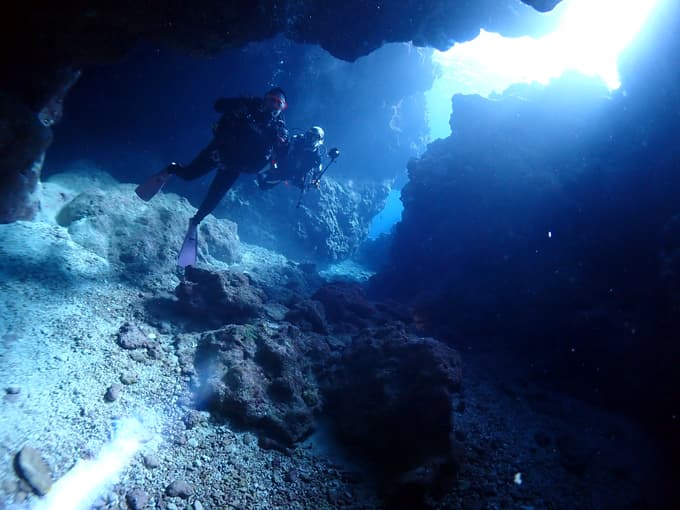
175;267;264;326
284;299;328;334
323;323;462;476
53;179;240;284
312;282;378;331
0;220;109;283
193;324;324;445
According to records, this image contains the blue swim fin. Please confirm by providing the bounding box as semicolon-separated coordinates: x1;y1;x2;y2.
178;222;198;268
135;170;172;201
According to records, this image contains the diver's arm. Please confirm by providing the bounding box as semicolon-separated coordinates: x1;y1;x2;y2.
214;97;241;113
310;156;324;182
271;118;290;153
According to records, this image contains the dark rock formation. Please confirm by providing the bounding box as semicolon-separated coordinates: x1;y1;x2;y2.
288;0;561;61
193;324;325;445
116;322;162;358
284;299;328;335
371;7;680;461
312;282;378;332
175;267;264;326
238;255;324;305
1;67;80;223
528;0;562;11
171;260;458;504
310;281;414;335
220;176;389;263
323;323;462;478
0;94;51;222
0;0;559;223
660;214;680;310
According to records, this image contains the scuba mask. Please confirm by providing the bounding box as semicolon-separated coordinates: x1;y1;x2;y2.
265;93;287;113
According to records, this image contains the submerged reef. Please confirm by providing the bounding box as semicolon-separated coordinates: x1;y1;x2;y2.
0;168;458;507
0;165;667;508
219;176;389;264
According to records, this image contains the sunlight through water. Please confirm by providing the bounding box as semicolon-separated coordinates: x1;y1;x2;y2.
31;418;149;510
426;0;660;139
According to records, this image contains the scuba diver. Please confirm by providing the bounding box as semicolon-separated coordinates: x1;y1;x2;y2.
135;87;289;268
256;126;341;207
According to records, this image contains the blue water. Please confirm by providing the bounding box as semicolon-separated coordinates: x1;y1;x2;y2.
368;188;403;239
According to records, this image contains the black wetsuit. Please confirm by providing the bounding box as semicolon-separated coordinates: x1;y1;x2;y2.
172;96;288;223
258;134;322;190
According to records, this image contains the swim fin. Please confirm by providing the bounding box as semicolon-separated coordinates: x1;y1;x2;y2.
135;170;172;201
178;221;198;268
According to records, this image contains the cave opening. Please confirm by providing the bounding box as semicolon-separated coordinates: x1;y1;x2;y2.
426;0;661;140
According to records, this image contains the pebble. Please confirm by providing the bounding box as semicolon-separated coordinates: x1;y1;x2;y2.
130;351;147;363
142;453;161;469
1;479;18;493
166;503;178;510
193;501;205;510
125;488;149;509
104;384;121;402
120;372;139;385
165;480;194;499
4;392;20;403
183;411;206;429
14;446;52;496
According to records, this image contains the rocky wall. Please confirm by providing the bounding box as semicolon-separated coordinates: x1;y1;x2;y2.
370;4;680;447
218;176;389;263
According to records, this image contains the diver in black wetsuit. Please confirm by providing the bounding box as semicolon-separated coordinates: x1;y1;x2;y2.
256;126;341;208
256;126;325;191
135;87;289;267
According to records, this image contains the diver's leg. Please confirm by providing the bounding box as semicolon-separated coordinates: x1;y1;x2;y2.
178;166;238;268
172;142;220;180
135;142;220;201
135;169;173;201
191;167;240;224
177;220;199;268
